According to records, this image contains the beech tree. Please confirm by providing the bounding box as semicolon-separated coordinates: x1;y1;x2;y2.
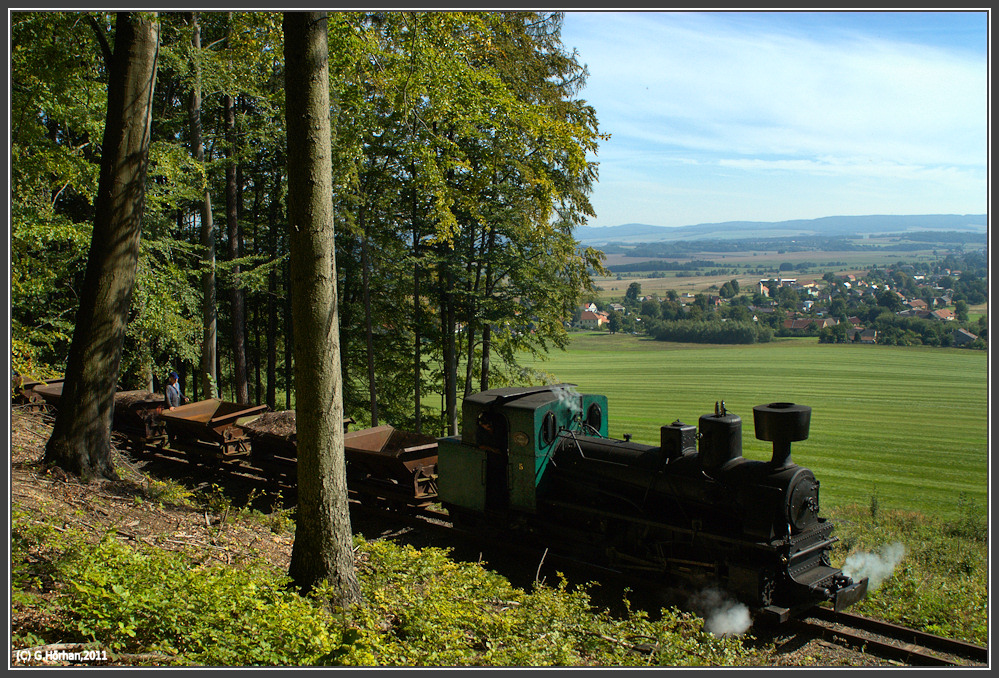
44;12;160;480
185;11;218;399
283;10;362;604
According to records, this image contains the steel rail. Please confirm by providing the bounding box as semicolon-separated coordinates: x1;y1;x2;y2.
800;607;988;666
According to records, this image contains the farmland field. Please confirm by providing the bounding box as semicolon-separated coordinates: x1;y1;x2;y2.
521;333;989;520
592;245;949;298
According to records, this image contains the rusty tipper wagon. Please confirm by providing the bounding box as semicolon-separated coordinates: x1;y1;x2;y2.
29;381;167;448
158;398;268;465
12;377;65;410
343;424;439;504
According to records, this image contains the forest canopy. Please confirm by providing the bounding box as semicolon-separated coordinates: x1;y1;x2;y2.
10;11;606;435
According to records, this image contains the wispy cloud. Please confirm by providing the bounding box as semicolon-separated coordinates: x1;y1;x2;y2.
561;10;988;226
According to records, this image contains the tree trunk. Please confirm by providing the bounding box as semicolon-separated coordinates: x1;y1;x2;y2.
284;256;293;410
283;10;361;605
187;11;217;399
440;256;458;436
360;209;378;426
44;12;159;480
411;202;422;433
267;166;281;410
463;222;485;398
480;226;497;391
225;90;249;403
249;164;262;405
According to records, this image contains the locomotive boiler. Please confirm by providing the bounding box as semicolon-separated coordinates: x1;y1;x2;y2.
437;384;868;622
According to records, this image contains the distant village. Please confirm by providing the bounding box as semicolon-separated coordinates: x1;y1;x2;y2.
576;260;987;349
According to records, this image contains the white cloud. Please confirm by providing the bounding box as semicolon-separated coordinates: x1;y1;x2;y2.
561;11;988;226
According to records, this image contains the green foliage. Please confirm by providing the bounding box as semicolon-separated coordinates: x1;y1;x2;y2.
120;236;202;388
11;510;337;665
10;11;109;372
325;539;756;666
11;10;605;430
13;496;987;665
142;478;195;507
647;319;773;344
829;503;988;646
12;507;757;667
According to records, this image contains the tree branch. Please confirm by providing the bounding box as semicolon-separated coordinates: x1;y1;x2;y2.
87;15;113;66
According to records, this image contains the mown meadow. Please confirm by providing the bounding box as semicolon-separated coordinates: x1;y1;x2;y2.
522;333;988;521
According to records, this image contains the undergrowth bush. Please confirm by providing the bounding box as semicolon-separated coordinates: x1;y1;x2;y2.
11;509;337;665
324;539;757;667
19;493;985;666
11;509;759;667
827;501;987;646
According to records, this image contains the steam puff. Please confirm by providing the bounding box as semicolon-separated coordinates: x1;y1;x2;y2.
549;384;582;414
690;588;753;637
843;542;906;590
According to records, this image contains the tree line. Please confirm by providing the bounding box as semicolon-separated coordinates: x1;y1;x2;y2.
11;11;605;436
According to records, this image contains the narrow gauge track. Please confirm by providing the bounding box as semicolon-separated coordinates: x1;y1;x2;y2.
793;607;988;667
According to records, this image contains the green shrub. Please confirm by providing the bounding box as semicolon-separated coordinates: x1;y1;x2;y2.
63;539;341;665
828;503;987;646
329;539;757;667
12;510;758;667
9;506;340;666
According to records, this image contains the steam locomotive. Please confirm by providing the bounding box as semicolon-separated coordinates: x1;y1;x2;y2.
437;385;868;622
20;378;867;622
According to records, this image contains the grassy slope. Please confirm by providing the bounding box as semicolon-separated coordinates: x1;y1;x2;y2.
523;333;988;520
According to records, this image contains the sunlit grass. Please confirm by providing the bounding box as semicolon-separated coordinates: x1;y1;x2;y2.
523;333;988;520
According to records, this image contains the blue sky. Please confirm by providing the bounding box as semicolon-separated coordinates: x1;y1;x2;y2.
559;10;989;228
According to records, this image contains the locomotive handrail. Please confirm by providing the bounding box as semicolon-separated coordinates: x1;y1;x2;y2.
787;536;840;561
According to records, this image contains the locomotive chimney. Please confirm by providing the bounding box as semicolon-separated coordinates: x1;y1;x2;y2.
752;402;811;468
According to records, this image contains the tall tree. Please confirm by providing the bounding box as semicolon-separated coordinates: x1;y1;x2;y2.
223;11;250;404
186;11;218;399
224;88;249;403
283;10;362;604
11;11;115;376
44;12;160;480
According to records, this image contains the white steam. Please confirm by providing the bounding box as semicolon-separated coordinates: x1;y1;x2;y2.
842;542;906;590
690;588;753;638
549;383;582;416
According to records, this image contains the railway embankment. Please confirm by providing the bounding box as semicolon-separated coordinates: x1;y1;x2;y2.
9;407;987;668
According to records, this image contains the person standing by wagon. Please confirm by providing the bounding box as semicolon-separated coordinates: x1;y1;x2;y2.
165;371;187;410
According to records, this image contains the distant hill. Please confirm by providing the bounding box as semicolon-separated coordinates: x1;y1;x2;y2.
575;214;988;245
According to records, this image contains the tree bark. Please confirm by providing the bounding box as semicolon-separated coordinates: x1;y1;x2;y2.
44;12;159;480
283;10;361;605
480;225;497;391
440;256;458;436
187;11;217;399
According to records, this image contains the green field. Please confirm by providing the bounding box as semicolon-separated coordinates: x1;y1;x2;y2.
521;333;988;520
